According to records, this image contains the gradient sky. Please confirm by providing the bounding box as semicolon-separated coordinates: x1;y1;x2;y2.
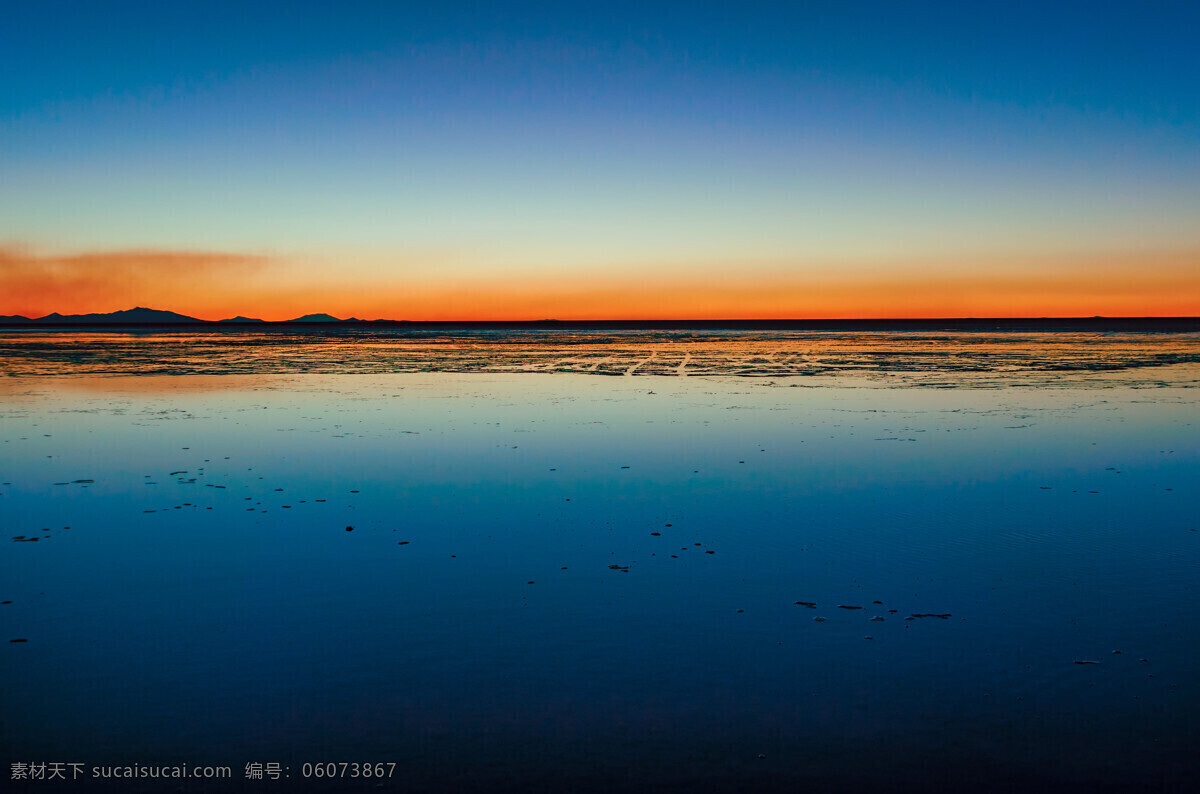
2;0;1198;319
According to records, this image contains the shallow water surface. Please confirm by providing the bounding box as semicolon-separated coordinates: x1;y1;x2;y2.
1;367;1198;792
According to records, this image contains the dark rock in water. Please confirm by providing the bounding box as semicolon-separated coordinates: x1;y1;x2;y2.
870;616;885;621
909;613;952;619
345;526;354;532
9;638;27;643
873;600;884;604
794;601;817;607
1074;660;1102;665
813;617;826;622
704;550;715;554
1;600;12;604
837;605;863;610
650;532;661;536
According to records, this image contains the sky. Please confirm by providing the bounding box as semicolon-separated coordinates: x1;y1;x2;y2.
2;0;1198;320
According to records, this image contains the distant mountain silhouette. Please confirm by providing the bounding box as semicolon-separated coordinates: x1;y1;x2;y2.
287;313;342;322
0;308;342;324
31;307;203;324
0;309;1196;332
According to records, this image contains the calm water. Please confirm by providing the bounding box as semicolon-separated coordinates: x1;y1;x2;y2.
2;340;1198;792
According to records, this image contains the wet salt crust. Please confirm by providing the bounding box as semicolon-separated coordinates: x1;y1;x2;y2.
1;328;1198;382
1;344;1198;792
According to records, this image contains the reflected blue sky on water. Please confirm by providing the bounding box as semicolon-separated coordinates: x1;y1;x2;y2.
2;373;1197;791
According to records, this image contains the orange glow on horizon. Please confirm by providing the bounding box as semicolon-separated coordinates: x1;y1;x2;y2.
2;244;1197;321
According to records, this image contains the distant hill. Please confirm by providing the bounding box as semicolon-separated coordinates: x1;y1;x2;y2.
0;308;344;324
33;307;203;324
0;310;1196;332
287;313;342;322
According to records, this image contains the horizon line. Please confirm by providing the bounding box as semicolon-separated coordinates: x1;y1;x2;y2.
2;309;1198;329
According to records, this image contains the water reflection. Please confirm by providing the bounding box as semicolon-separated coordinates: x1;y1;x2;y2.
1;369;1197;792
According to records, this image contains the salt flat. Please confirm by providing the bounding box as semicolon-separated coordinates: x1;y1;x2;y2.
1;328;1197;382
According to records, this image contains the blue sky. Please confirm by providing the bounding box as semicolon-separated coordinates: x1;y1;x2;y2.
2;1;1198;318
